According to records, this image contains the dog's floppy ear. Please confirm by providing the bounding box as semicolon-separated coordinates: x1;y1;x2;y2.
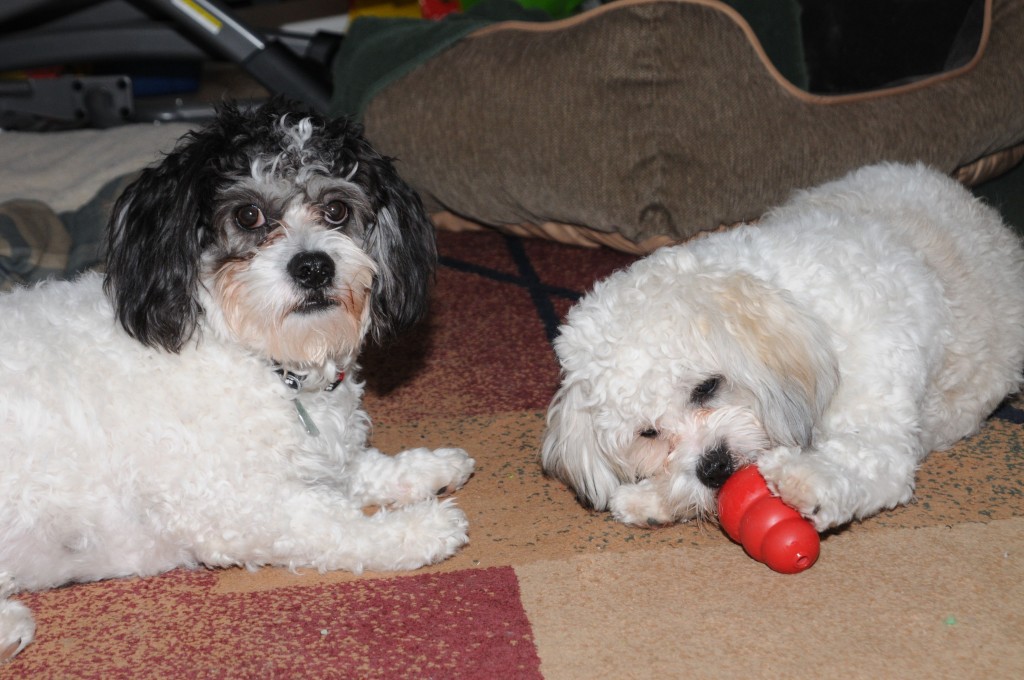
747;356;835;450
341;127;436;345
711;272;839;448
104;130;218;353
542;378;626;511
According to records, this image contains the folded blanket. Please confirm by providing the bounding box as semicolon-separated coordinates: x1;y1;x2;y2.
0;175;135;290
0;122;190;289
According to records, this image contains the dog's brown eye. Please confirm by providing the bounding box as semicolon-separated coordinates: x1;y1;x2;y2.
323;200;348;225
235;204;265;230
639;428;659;439
691;375;722;404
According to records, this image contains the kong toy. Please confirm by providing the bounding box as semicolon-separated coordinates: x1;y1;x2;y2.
717;466;820;573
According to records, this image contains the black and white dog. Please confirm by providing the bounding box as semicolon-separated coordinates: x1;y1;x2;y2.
0;98;473;660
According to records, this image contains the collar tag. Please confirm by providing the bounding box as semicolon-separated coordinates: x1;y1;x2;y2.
293;397;320;437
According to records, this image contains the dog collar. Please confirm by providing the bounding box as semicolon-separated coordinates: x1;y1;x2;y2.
274;365;346;437
274;367;345;393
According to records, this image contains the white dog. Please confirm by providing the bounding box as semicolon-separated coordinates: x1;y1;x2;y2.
543;163;1024;536
0;99;474;661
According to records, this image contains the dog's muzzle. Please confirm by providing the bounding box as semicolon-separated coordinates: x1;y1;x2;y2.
696;444;735;489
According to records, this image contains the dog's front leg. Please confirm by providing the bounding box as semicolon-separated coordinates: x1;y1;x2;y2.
347;447;475;508
609;479;677;526
758;434;919;531
609;475;708;527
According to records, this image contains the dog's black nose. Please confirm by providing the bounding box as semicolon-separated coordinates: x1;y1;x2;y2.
288;251;335;290
696;444;735;489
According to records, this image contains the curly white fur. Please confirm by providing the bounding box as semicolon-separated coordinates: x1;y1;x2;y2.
0;101;473;661
543;163;1024;535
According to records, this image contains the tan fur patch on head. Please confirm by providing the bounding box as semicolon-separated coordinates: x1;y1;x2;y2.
712;272;822;409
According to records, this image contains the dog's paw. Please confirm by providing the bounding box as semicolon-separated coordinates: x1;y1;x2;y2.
389;447;475;505
610;481;675;526
426;447;476;495
0;598;35;663
374;499;470;570
758;451;848;532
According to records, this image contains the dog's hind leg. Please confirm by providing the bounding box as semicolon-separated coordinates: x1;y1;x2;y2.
292;496;471;573
0;573;34;662
190;489;470;574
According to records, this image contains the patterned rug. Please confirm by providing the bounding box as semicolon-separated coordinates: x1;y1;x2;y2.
6;230;1023;678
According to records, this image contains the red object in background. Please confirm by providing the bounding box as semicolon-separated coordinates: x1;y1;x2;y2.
419;0;461;19
717;466;820;574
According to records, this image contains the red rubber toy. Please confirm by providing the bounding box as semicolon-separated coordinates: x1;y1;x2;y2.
717;466;820;573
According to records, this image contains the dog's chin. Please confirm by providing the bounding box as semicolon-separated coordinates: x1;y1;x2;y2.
207;289;368;367
678;483;719;522
272;299;367;365
290;294;339;316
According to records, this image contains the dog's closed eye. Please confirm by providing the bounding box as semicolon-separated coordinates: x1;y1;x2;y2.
690;375;723;405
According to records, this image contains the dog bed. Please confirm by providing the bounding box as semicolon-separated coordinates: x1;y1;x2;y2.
332;0;1024;253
